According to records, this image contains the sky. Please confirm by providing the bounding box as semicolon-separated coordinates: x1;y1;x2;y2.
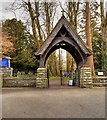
0;0;107;21
0;1;24;21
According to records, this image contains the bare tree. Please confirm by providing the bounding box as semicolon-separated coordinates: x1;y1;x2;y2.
43;2;59;76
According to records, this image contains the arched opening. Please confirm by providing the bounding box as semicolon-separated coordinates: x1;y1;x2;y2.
41;37;84;87
36;37;90;88
44;41;84;68
45;48;77;88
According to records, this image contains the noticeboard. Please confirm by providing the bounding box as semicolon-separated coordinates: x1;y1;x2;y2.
98;72;103;76
0;59;9;67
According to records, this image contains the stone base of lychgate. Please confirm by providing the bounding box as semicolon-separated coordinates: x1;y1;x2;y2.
36;68;48;88
80;66;93;88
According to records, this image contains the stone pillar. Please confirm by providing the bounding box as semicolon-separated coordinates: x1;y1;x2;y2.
10;68;13;77
80;65;93;88
36;68;48;88
1;67;13;78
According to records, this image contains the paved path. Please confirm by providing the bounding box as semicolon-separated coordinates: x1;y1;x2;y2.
2;86;105;118
49;77;68;87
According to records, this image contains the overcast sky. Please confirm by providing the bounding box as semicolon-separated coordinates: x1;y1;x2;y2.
0;1;24;21
0;0;107;21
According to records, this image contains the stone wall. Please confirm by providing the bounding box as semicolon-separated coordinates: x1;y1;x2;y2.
3;78;36;87
92;83;107;87
0;67;13;78
92;76;107;87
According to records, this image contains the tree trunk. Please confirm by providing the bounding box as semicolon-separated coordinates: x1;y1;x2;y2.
106;13;107;71
44;2;58;76
66;1;80;73
106;12;107;55
27;1;40;49
100;0;105;40
100;0;107;71
86;1;95;76
35;2;43;45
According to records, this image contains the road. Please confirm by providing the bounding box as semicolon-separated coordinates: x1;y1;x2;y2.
2;86;105;118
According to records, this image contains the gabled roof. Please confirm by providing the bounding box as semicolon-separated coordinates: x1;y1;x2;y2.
35;16;91;56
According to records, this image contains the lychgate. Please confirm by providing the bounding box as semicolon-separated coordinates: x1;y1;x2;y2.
35;16;92;88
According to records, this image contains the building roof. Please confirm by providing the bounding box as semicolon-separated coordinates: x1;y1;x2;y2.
35;16;91;56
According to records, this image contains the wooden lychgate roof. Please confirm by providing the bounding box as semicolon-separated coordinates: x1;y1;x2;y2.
35;16;91;68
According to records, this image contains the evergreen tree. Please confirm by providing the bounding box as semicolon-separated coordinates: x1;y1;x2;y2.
2;18;39;73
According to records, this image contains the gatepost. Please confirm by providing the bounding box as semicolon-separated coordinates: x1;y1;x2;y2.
80;65;93;88
36;68;48;88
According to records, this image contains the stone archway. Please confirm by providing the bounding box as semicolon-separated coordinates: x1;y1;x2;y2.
35;16;92;88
